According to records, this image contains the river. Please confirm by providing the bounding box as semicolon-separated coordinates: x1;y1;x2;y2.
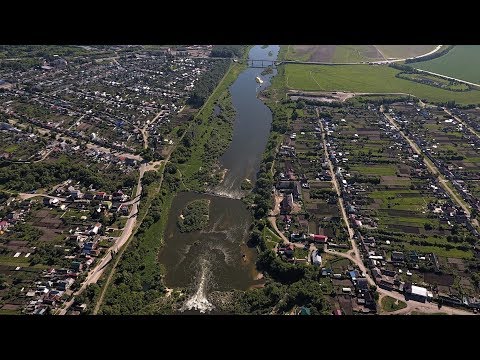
158;45;280;313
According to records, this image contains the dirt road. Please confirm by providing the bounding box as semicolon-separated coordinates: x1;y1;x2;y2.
381;106;471;216
317;112;373;282
443;108;480;140
57;162;149;315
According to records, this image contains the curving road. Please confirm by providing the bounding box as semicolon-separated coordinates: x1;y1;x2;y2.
282;45;443;66
413;68;480;89
56;161;149;315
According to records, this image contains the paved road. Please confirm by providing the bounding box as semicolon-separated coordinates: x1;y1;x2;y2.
372;45;443;64
283;45;443;66
414;68;480;88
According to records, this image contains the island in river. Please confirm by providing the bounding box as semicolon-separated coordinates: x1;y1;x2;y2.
177;199;210;233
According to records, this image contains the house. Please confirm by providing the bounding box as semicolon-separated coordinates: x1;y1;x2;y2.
70;189;83;200
33;307;47;315
125;158;137;167
371;267;382;280
95;192;109;201
311;250;322;265
83;192;95;200
285;243;295;257
333;309;343;315
6;211;20;223
363;291;376;309
293;182;302;200
310;234;328;243
290;233;306;242
404;282;428;303
321;268;333;277
71;261;83;272
56;278;74;291
280;193;294;214
51;57;68;68
43;197;60;207
119;204;129;216
298;306;311;315
349;270;359;282
112;190;128;202
391;251;405;262
82;241;94;255
75;303;88;313
379;279;395;291
363;237;375;246
0;220;9;231
276;181;293;192
89;223;102;235
381;268;396;277
347;205;356;214
356;278;369;293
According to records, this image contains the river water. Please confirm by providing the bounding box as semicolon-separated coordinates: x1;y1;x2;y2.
158;45;280;313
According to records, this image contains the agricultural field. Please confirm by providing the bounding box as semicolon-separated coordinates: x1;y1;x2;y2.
321;104;475;258
284;45;438;63
284;64;480;105
285;45;382;63
388;102;480;219
271;103;349;246
317;102;480;299
375;45;438;60
411;45;480;84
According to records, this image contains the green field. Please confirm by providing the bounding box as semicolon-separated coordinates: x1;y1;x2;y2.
284;45;438;63
284;64;480;104
412;46;480;84
332;45;381;63
350;164;397;176
263;226;283;250
284;45;382;63
381;295;407;312
403;244;473;259
3;144;18;153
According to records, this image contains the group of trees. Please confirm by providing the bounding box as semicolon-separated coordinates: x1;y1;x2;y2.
100;192;168;314
210;45;246;58
0;156;137;193
30;243;70;267
349;174;381;185
187;60;230;108
309;188;337;201
177;199;209;233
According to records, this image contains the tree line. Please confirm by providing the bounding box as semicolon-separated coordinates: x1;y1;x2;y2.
210;45;246;58
187;59;230;108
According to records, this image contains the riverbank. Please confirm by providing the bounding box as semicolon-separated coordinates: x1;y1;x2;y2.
179;62;247;191
97;55;248;314
158;46;281;312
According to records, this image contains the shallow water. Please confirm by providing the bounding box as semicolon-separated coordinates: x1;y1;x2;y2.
158;45;279;313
